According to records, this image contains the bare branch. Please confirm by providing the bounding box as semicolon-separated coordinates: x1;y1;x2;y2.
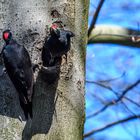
84;115;140;138
91;94;106;104
86;101;116;119
86;80;140;118
124;96;140;108
98;72;125;83
88;25;140;48
121;101;139;118
86;80;118;94
118;80;140;99
88;0;105;37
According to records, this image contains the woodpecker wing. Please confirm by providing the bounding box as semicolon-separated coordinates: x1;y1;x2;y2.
3;41;33;104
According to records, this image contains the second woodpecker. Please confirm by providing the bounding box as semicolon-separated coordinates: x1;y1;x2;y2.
2;30;34;120
42;24;74;67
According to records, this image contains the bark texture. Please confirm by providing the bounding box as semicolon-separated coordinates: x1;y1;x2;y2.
0;0;89;140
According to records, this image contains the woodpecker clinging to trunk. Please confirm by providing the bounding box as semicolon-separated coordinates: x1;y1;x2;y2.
1;30;34;120
42;24;74;67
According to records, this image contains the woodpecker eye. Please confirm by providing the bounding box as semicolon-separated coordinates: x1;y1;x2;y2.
3;32;9;40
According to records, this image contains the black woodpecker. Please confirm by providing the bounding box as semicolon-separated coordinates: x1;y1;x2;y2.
2;30;34;120
42;24;74;67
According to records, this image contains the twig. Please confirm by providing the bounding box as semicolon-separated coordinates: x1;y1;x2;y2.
86;80;118;94
86;101;115;119
124;96;140;108
91;94;106;104
98;72;125;83
121;101;139;118
118;79;140;99
86;80;140;118
84;115;140;137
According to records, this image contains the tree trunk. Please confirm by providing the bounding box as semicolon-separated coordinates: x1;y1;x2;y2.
0;0;89;140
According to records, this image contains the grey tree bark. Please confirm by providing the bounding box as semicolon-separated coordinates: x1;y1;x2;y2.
0;0;89;140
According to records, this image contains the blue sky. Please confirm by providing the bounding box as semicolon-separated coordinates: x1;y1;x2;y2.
85;1;140;140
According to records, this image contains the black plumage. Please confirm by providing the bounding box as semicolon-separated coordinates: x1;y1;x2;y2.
42;25;74;67
2;30;33;120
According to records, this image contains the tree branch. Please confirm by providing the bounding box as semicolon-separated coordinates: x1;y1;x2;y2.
124;96;140;108
84;114;140;137
88;0;105;37
98;72;125;83
118;80;140;99
88;25;140;48
91;94;106;105
86;79;140;118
